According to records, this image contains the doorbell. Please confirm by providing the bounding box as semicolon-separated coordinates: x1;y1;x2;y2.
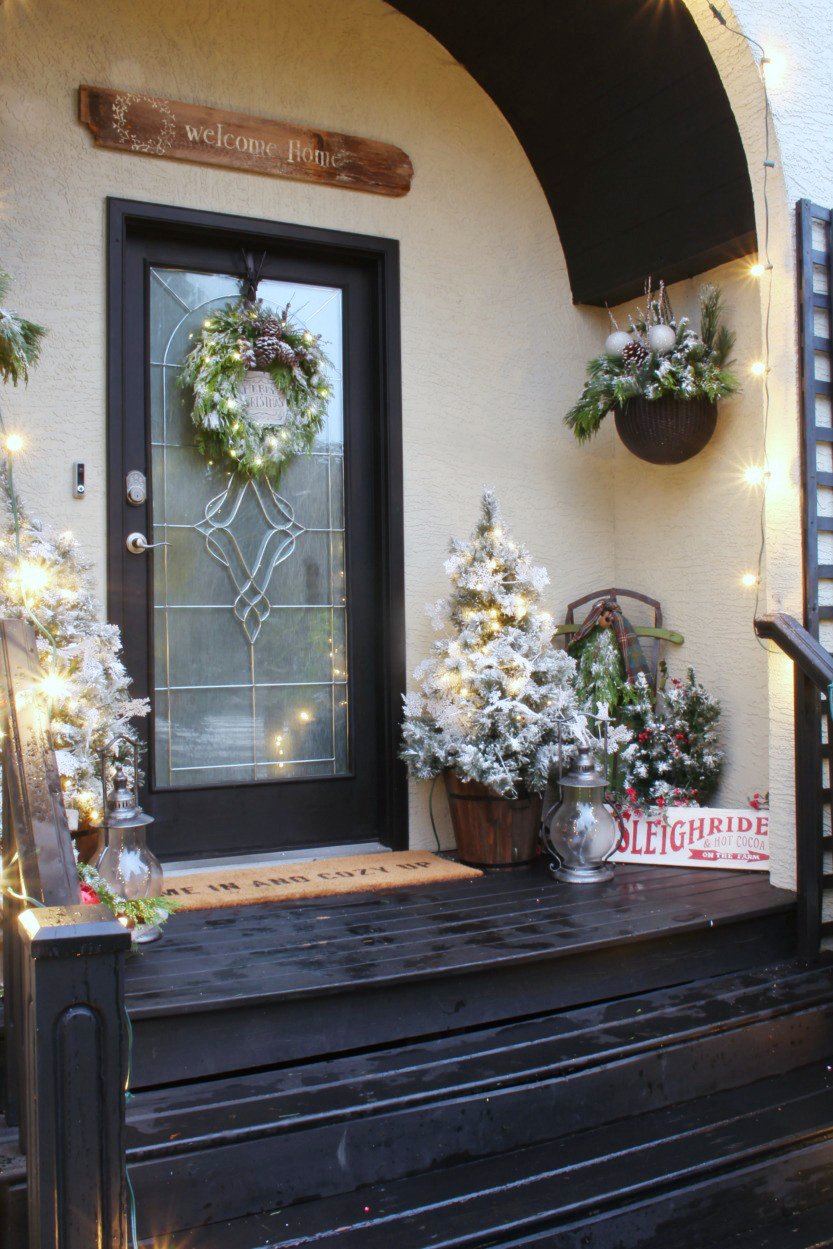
73;462;85;498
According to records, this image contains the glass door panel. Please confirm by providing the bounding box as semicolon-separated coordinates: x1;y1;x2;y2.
148;269;349;789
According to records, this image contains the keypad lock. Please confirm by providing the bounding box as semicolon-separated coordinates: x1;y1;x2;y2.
126;470;147;507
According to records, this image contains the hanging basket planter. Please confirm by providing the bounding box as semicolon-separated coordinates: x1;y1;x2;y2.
613;396;718;465
564;282;740;466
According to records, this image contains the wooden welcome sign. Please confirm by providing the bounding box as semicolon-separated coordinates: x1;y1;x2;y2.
79;85;413;197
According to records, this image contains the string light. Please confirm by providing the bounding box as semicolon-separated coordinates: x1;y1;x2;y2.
15;561;49;593
299;710;311;722
741;572;759;588
5;434;23;453
750;360;767;376
710;3;776;647
744;465;768;486
40;672;69;699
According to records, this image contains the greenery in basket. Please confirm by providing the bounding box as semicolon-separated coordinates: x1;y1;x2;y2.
565;283;740;444
400;490;628;798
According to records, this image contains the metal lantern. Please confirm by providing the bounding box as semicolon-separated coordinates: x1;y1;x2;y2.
542;725;625;884
95;737;164;943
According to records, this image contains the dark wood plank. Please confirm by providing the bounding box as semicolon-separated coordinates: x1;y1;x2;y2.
81;86;413;196
124;866;792;1007
139;1064;833;1248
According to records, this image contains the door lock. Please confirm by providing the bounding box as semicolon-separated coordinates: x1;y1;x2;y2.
126;470;147;506
126;532;169;554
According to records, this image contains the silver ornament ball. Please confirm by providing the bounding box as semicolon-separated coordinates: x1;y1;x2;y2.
604;331;632;359
647;324;677;355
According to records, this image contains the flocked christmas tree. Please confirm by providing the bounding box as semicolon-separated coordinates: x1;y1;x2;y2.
574;628;637;719
0;265;175;930
401;490;619;797
0;473;151;829
620;666;724;813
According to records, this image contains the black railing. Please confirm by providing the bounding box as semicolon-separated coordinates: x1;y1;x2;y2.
755;612;833;962
0;619;130;1249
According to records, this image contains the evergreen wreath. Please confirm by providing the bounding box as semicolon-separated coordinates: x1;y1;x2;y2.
179;298;332;482
565;283;740;444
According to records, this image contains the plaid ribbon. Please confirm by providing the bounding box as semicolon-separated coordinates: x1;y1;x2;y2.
568;597;652;687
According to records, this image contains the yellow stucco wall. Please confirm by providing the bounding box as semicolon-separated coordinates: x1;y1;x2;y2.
0;0;794;864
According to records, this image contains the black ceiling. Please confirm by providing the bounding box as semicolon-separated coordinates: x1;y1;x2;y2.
387;0;756;305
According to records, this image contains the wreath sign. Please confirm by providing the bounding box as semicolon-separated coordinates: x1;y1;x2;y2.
179;299;331;482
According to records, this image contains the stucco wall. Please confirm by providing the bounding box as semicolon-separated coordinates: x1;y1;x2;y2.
606;267;769;811
3;0;825;869
682;0;833;887
0;0;614;852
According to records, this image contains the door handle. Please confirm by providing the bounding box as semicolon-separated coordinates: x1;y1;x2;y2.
126;532;170;554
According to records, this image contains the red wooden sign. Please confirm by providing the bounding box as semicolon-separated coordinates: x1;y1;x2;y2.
79;86;413;197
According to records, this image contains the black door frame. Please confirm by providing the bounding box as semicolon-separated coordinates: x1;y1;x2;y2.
107;197;407;856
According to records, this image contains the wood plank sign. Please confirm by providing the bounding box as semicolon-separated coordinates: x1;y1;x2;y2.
79;85;413;197
612;808;769;870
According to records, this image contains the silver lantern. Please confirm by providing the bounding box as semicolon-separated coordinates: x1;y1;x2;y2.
95;737;164;943
542;726;625;884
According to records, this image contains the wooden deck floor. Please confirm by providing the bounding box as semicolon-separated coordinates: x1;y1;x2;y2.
124;861;796;1051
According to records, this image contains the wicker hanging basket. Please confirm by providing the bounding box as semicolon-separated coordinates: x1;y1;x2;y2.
614;396;718;465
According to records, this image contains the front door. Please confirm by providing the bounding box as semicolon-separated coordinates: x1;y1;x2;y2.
108;201;405;861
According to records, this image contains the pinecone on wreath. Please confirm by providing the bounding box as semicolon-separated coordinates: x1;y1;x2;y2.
272;340;298;369
236;337;257;369
254;334;282;368
260;315;285;340
622;339;650;368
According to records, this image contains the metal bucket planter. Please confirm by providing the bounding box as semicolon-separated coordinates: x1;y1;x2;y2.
444;772;542;867
614;396;717;464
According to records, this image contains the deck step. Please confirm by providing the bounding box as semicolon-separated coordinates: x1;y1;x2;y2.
128;962;833;1237
712;1202;833;1248
136;1061;833;1248
124;863;797;1086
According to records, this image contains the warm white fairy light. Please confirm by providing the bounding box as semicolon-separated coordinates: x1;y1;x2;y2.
40;672;69;699
750;361;767;376
5;434;23;453
749;262;766;279
744;465;768;486
741;572;759;588
15;561;49;593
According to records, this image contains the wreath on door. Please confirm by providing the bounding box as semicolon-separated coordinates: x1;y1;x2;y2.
179;298;332;483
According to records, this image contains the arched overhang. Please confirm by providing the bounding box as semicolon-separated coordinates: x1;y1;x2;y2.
387;0;756;306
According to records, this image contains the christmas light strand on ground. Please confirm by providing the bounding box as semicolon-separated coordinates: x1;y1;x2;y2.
709;4;778;649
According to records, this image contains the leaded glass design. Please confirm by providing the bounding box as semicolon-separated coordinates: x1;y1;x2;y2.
149;269;348;788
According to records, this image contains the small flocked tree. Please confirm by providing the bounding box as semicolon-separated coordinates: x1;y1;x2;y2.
0;266;174;929
574;628;637;719
0;470;150;829
620;667;724;813
401;490;616;797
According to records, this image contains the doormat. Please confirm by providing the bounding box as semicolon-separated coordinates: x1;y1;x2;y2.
162;850;482;911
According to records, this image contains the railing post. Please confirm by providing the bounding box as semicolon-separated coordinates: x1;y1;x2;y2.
794;668;823;962
18;904;131;1249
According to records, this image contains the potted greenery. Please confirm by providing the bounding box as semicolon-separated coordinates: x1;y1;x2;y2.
400;491;589;867
565;283;740;464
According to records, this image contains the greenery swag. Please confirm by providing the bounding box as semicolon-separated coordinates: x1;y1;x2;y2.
565;283;740;444
180;298;331;481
